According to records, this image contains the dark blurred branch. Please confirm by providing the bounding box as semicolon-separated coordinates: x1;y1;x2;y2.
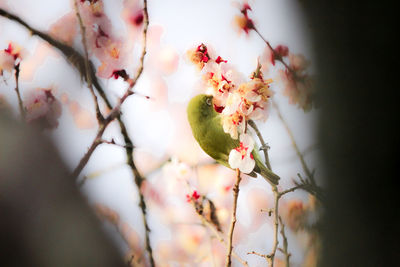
13;63;25;118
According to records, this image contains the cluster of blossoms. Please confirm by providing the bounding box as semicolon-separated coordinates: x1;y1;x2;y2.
1;42;62;130
278;53;314;111
0;42;23;76
49;0;144;80
233;2;254;34
187;43;274;173
262;45;314;111
24;88;62;130
233;1;315;111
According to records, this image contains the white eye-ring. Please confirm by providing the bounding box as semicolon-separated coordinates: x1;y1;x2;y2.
206;97;212;106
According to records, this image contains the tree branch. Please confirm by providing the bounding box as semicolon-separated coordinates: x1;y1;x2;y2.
249;120;272;170
278;216;291;267
267;186;280;267
225;169;242;267
13;63;25;118
73;0;103;123
253;27;296;78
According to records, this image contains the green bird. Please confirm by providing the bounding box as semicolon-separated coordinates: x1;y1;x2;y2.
187;94;280;185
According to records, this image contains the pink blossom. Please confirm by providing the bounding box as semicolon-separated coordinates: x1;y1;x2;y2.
0;42;23;75
122;0;145;29
221;111;245;139
215;56;227;64
221;97;246;140
225;78;273;122
276;53;314;111
186;43;211;70
228;134;255;174
233;2;254;34
278;69;314;111
238;78;273;102
77;0;128;78
275;44;289;58
24;88;62;130
289;53;309;72
0;50;15;75
186;190;200;203
203;67;235;108
49;12;77;45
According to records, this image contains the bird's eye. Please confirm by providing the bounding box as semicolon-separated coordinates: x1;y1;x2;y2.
206;97;212;106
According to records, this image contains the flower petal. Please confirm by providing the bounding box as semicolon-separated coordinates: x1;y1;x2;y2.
239;154;256;174
240;133;255;151
228;149;242;169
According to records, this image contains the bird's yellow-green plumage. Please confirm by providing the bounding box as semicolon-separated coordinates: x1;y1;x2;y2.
187;94;279;185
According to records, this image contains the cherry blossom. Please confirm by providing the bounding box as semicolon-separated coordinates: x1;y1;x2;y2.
228;133;255;173
77;0;128;78
49;12;78;45
284;200;307;232
275;44;289;58
203;66;235;108
186;190;200;203
233;2;254;34
0;42;23;75
24;88;62;130
186;43;211;70
221;108;246;140
278;53;314;111
0;50;14;75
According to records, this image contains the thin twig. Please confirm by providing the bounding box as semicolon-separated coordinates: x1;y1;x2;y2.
198;214;249;267
278;216;291;267
279;184;304;198
72;124;105;177
272;100;324;201
253;27;295;77
247;251;269;260
249;120;272;170
225;169;242;267
123;2;154;266
267;186;280;267
73;0;103;122
99;139;133;149
13;63;25;118
272;100;312;179
249;116;279;267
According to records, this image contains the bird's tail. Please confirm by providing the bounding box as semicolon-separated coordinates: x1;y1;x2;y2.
255;158;280;185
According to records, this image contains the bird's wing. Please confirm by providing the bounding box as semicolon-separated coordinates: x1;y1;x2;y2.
195;115;239;165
